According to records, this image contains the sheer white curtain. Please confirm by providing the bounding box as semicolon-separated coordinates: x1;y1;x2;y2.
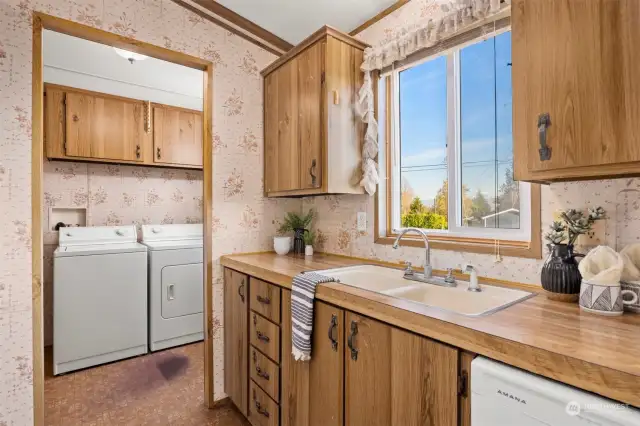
355;0;511;195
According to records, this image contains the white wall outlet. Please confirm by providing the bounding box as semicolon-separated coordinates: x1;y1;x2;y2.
357;212;367;232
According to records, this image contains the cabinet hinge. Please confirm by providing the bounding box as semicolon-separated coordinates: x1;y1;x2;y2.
458;371;468;398
321;71;325;85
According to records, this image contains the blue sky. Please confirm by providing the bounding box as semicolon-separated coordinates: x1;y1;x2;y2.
399;32;512;211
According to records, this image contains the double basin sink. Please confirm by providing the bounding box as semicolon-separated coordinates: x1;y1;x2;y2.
316;265;535;317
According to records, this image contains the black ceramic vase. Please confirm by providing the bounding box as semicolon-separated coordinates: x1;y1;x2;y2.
541;244;584;301
293;228;307;255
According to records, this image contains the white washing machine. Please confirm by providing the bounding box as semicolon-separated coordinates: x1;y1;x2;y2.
141;224;204;352
53;225;148;375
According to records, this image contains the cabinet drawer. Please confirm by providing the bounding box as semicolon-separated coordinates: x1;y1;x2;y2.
250;346;280;402
249;380;279;426
251;312;280;363
250;278;281;324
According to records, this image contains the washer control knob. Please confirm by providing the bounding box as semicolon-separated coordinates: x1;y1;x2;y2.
152;227;161;234
115;229;126;236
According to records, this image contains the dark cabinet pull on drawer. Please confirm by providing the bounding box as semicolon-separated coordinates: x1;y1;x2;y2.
256;331;270;343
253;351;270;380
253;389;270;418
238;279;245;303
256;295;271;305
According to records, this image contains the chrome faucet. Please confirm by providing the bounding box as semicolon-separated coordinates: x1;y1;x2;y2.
392;228;433;279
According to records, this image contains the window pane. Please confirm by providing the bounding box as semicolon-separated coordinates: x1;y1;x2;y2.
459;31;518;229
399;56;448;230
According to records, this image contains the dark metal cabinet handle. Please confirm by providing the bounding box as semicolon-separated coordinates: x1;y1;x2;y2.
256;295;271;305
328;314;338;351
256;331;270;343
538;113;551;161
253;351;270;380
238;279;245;303
347;321;358;361
135;145;141;159
309;159;317;187
252;389;270;418
157;147;162;159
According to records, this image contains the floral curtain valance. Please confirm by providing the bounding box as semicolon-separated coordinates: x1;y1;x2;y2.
355;0;511;196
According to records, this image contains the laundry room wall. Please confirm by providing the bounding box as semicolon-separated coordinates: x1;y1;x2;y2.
0;0;300;421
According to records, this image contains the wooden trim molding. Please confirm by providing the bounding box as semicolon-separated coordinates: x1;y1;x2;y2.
374;75;542;259
349;0;411;36
31;12;215;424
173;0;293;56
261;25;369;77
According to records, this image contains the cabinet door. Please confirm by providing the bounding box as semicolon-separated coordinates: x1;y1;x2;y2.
223;268;248;416
297;41;324;190
513;0;640;179
264;58;301;193
281;290;344;426
65;91;145;162
153;105;203;167
344;312;458;426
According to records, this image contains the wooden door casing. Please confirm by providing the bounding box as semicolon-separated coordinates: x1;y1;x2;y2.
152;105;203;167
281;291;344;426
223;269;249;416
344;312;459;426
513;0;640;180
65;91;145;162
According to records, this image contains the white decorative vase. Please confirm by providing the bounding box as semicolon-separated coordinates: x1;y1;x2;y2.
274;237;291;255
305;245;314;256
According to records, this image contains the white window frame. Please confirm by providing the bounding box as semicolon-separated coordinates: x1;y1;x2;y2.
381;29;532;242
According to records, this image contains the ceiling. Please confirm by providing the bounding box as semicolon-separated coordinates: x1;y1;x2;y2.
215;0;398;44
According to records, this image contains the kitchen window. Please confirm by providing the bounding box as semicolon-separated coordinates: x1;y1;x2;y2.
376;28;541;258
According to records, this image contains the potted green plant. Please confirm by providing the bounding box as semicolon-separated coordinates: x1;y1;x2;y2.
541;207;606;301
277;209;315;255
303;230;316;256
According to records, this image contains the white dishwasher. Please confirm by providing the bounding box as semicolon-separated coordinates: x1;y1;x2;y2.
471;357;640;425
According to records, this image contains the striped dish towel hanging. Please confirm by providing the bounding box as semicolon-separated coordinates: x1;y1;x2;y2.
291;271;336;361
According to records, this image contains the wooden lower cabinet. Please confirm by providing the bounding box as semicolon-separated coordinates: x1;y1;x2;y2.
223;269;248;417
344;312;459;426
281;290;344;426
222;268;469;426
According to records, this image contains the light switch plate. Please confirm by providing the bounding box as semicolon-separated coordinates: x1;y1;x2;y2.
357;212;367;232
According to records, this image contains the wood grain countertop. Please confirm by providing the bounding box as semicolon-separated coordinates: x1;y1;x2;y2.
220;252;640;408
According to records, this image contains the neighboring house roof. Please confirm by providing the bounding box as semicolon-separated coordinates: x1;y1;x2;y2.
482;208;520;221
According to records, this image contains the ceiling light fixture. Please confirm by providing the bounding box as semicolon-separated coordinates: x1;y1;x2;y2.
113;47;148;64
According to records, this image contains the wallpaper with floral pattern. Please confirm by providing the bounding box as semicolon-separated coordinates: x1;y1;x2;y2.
0;0;298;421
303;0;640;286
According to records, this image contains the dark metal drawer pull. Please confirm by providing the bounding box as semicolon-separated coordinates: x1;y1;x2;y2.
328;314;338;351
253;350;270;380
253;389;270;418
256;331;270;343
256;295;271;305
347;321;358;361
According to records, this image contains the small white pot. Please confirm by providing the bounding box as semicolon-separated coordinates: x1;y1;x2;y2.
274;236;291;255
305;245;314;256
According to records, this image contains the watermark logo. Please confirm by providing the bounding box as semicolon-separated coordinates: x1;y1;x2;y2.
566;401;581;416
566;400;629;417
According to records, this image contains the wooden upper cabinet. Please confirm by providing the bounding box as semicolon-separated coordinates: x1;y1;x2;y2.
152;104;203;167
262;26;368;197
344;312;459;426
513;0;640;182
44;84;203;170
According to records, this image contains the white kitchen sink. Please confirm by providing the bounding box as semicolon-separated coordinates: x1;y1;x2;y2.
317;265;535;317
